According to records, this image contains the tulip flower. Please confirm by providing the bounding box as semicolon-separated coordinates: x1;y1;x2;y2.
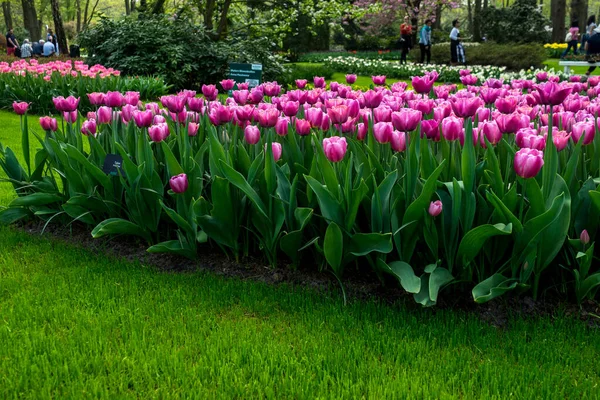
330;81;340;92
441;116;464;141
12;101;29;115
373;122;393;143
53;95;80;112
479;120;502;145
81;119;97;136
281;101;300;117
104;91;124;108
428;200;443;217
232;90;250;105
460;74;478;85
146;102;160;115
202;85;219;101
153;115;166;124
392;108;422;132
363;90;383;109
421;119;440;141
295;119;311;136
121;104;137;123
235;105;254;122
244;125;261;144
496;112;530;134
249;88;264;104
327;105;350;125
93;106;111;125
345;74;357;84
132;110;153;128
480;88;502;105
295;79;308;89
313;76;326;88
187;97;204;113
373;106;392;123
572;121;595;145
536;72;548;81
169;173;188;194
87;92;105;106
178;89;197;98
372;75;386;85
263;82;282;96
63;111;78;123
320;114;331;131
148;123;170;142
485;78;504;88
495;96;518;114
39;116;58;132
124;91;140;106
535;82;572;105
237;82;250;90
515;130;546;150
581;229;590;245
357;123;367;140
433;104;452;121
264;142;283;162
553;130;571;151
411;74;435;94
323;136;347;162
410;99;435;115
450;96;483;118
390;130;407;152
514;148;544;178
220;79;236;91
257;108;279;128
303;107;322;128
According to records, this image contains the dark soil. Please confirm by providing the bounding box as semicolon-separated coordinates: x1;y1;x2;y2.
13;220;600;329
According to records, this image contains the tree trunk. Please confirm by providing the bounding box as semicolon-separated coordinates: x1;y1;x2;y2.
204;0;215;31
76;0;81;32
474;0;482;41
151;0;166;14
2;1;12;30
570;0;588;32
483;0;488;9
22;0;41;40
467;0;473;35
551;0;566;43
50;0;68;54
124;0;130;14
434;5;442;30
216;0;232;39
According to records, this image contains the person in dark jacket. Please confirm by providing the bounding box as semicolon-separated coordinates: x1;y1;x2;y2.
32;40;43;56
585;26;600;76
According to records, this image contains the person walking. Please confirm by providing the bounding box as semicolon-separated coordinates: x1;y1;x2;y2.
562;21;580;58
400;16;413;64
5;28;19;56
20;39;32;58
419;19;432;64
585;26;600;76
450;19;460;65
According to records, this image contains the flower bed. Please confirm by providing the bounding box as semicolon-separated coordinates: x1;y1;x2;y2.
1;73;599;306
325;56;569;83
0;59;169;114
545;43;568;58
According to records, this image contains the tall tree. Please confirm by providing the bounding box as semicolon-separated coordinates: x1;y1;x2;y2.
551;0;566;42
76;0;81;32
570;0;588;31
2;1;12;30
474;0;482;40
50;0;68;53
21;0;41;40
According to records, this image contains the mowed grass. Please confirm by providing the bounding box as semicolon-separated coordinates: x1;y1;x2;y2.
544;59;600;75
1;227;600;398
1;105;600;398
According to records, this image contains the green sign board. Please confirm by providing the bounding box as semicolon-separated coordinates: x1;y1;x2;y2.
228;63;263;88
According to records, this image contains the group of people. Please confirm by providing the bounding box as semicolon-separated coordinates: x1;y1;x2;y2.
399;17;465;65
560;15;600;76
5;28;59;58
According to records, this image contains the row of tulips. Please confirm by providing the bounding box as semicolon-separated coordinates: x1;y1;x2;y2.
1;72;600;306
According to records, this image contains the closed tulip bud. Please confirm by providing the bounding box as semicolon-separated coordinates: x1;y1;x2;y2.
220;79;236;91
390;130;407;152
169;173;188;193
476;107;491;122
428;200;443;217
53;95;80;112
479;120;502;145
262;82;282;97
266;142;283;161
87;112;97;121
363;89;383;109
295;79;308;89
580;229;590;244
281;101;300;117
411;75;436;94
553;130;571;151
124;91;140;106
327;104;350;124
257;108;279;128
12;101;29;115
305;107;323;128
345;74;357;84
93;106;110;125
313;76;326;88
244;125;261;144
392;108;422;132
148;123;170;142
373;106;392;123
514;148;544;178
153;115;166;124
421;119;440;141
202;84;219;101
187;122;199;137
320;114;331;131
39;116;58;132
323;136;347;162
357;123;368;140
104;91;124;108
572;121;595;145
373;122;393;143
295;119;311;135
121;104;137;123
133;110;154;128
87;92;105;106
372;75;386;85
441;116;464;141
330;81;340;92
81;119;97;136
63;111;78;123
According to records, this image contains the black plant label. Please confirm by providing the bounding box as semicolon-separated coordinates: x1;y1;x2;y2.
102;154;124;176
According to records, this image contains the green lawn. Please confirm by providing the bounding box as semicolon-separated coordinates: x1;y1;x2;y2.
1;111;600;397
543;59;600;75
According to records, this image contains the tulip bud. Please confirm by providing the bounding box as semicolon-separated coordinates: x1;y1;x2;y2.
390;130;407;152
373;122;393;144
345;74;357;84
188;122;199;137
169;173;188;194
295;79;308;89
12;101;29;115
39;116;58;132
220;79;236;91
322;136;347;162
428;200;443;217
581;229;590;245
266;142;282;162
81;119;97;136
514;148;544;178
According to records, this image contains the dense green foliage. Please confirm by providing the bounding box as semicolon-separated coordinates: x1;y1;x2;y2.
480;0;551;44
430;43;547;70
79;16;287;90
281;63;335;86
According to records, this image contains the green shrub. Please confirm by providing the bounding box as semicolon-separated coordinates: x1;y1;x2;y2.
430;43;547;70
79;16;287;90
480;0;550;44
280;63;334;87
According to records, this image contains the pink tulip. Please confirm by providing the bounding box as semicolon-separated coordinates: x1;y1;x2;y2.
581;229;590;244
460;74;478;85
495;96;518;114
178;89;197;98
133;110;153;128
96;106;112;124
330;81;340;92
363;90;383;109
320;114;331;131
553;130;571;151
53;96;80;112
323;136;347;162
304;107;323;128
281;101;300;117
479;120;502;145
220;79;236;91
450;96;483;118
496;113;530;134
262;142;282;162
392;108;422;132
81;119;97;136
480;88;502;105
153;115;166;124
327;105;350;125
572;121;595;145
237;82;250;90
410;99;435;115
235;105;254;122
244;125;261;144
295;119;311;136
535;82;572;105
169;173;188;193
295;79;308;89
124;91;140;106
372;75;386;85
476;107;491;122
104;91;124;108
433;104;452;121
63;111;78;123
232;90;250;105
428;200;443;217
516;129;546;150
373;122;393;143
39;116;58;132
202;84;219;101
485;78;504;88
187;122;199;137
121;104;137;123
146;102;160;115
12;101;29;115
514;148;544;178
345;74;357;84
270;117;287;136
87;92;105;106
187;97;204;113
313;76;326;89
390;130;407;152
249;88;264;104
536;72;548;82
441;116;464;141
346;99;360;118
262;82;282;97
257;108;279;128
411;75;435;94
357;123;368;140
148;123;170;142
421;119;440;141
373;106;392;123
